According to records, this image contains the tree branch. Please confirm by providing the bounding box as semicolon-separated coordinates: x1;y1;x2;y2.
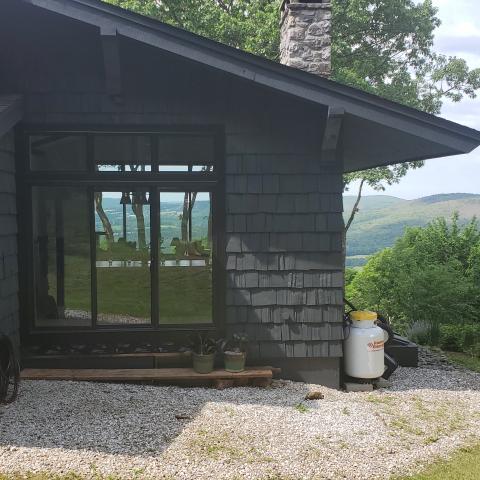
345;178;365;233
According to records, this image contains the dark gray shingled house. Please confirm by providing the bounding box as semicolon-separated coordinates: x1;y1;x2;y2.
1;0;480;387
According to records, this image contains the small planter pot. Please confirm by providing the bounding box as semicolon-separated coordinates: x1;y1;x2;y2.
224;351;246;373
192;352;215;374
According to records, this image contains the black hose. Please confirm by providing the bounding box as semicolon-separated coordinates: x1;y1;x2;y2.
0;334;20;404
376;321;394;346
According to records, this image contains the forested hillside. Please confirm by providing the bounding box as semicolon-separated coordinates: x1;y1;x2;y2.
345;193;480;266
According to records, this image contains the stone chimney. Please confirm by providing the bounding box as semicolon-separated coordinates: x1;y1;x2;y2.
280;0;331;78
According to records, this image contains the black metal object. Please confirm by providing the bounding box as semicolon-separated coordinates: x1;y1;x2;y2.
385;335;419;367
382;353;399;380
0;334;20;404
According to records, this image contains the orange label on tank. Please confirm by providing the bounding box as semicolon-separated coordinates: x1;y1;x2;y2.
367;340;384;352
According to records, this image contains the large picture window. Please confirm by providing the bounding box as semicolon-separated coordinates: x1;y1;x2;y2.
25;129;220;332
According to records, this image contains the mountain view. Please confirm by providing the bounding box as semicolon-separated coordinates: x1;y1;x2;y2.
345;193;480;267
100;193;480;266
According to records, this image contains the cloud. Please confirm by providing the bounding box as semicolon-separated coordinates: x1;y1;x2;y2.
434;35;480;58
441;99;480;130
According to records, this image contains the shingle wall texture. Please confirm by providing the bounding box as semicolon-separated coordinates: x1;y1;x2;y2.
0;129;19;348
224;153;344;360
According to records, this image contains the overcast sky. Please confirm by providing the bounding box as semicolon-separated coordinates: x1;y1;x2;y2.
349;0;480;199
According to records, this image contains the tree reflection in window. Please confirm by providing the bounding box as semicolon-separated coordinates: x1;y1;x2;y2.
95;190;151;325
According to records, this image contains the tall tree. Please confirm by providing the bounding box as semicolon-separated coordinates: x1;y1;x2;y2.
94;192;114;244
106;0;480;228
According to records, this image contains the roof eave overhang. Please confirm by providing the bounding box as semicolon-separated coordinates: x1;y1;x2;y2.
20;0;480;162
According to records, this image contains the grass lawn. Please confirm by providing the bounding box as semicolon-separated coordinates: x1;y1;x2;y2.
397;444;480;480
46;254;212;324
444;351;480;373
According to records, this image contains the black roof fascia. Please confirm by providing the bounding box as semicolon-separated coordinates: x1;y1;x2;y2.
0;95;23;139
20;0;480;155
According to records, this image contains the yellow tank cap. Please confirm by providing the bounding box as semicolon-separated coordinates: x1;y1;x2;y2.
350;310;377;321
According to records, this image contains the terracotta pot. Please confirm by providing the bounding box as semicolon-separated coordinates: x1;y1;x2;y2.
192;352;215;374
224;351;246;372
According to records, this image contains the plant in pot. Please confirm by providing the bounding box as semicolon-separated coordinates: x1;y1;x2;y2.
191;333;217;374
222;333;249;373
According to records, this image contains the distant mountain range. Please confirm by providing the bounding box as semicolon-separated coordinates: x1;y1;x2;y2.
344;193;480;267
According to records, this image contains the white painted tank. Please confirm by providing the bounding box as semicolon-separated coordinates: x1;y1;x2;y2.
344;311;387;379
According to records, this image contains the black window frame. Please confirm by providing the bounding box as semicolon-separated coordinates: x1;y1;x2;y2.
17;125;225;346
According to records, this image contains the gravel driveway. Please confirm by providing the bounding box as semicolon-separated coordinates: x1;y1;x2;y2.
1;367;479;480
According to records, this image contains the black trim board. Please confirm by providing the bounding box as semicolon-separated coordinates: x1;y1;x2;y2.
17;0;480;165
0;95;23;139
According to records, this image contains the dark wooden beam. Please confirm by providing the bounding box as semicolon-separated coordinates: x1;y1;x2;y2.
100;26;122;99
0;95;23;139
321;107;344;163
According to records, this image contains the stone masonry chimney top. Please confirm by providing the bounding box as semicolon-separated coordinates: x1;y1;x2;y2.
280;1;331;78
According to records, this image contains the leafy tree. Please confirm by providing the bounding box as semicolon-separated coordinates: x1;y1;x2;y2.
347;215;480;335
105;0;480;229
334;0;480;230
105;0;281;60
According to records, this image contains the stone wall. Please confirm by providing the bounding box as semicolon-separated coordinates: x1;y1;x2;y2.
0;129;19;348
280;1;331;77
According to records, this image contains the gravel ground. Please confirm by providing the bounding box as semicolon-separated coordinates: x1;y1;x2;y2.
1;367;479;480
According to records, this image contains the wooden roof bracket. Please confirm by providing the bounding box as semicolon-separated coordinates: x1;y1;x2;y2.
100;25;123;103
321;106;345;164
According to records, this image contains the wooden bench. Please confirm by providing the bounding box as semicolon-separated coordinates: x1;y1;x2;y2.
20;366;279;389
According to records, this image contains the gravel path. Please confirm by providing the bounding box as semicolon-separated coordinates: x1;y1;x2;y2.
1;367;479;480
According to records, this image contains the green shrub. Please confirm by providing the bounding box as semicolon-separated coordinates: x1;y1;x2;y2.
439;324;480;353
347;215;480;335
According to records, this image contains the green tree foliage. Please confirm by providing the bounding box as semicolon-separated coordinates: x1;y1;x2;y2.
105;0;281;60
347;214;480;336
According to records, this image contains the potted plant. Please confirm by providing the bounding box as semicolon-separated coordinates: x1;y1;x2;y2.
191;333;217;374
222;333;248;373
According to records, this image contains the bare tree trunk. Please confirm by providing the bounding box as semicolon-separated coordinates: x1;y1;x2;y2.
208;192;212;247
181;191;199;241
342;178;365;301
181;192;189;241
189;192;198;239
131;193;146;250
345;178;365;234
94;192;114;244
343;177;365;273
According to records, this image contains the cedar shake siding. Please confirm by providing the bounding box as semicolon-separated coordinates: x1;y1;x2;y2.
225;155;344;361
0;130;19;348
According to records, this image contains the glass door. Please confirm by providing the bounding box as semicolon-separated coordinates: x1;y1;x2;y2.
158;191;213;325
94;190;152;326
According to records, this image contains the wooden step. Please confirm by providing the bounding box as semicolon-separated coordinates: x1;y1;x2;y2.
21;366;276;384
22;352;192;369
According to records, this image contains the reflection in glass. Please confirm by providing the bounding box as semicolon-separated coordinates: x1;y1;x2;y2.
94;135;152;172
159;192;212;324
33;187;91;326
95;191;151;325
158;134;214;172
30;135;87;171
